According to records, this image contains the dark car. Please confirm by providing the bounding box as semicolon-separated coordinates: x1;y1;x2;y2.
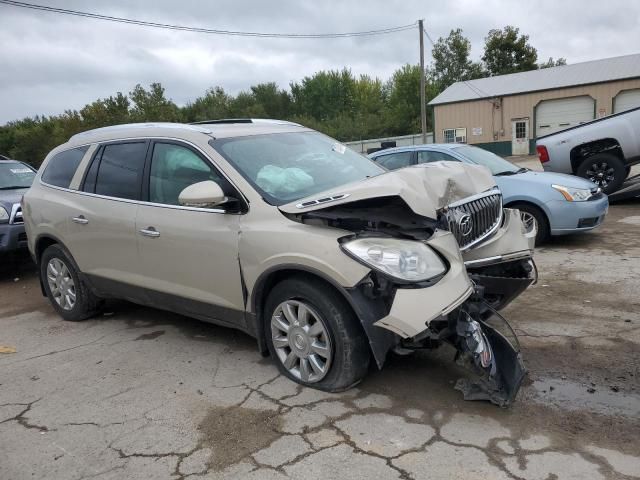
0;159;36;254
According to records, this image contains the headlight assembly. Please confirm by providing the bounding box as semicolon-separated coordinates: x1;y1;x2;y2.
551;184;594;202
341;237;446;283
0;206;9;224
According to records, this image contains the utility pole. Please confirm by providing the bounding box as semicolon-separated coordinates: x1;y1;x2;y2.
418;19;427;144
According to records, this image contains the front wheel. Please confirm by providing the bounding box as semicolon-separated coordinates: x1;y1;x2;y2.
576;153;626;194
265;277;370;392
40;245;101;321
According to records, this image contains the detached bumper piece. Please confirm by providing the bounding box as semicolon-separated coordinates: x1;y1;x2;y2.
451;305;526;407
467;257;537;311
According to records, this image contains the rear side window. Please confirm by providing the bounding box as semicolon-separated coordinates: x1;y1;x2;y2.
41;146;89;188
417;150;459;163
93;142;148;200
374;151;413;170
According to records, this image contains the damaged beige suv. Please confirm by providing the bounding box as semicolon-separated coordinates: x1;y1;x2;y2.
23;120;536;405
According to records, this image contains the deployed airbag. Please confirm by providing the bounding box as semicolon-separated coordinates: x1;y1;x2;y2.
256;165;314;195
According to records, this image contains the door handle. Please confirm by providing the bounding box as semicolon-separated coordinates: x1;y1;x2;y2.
139;227;160;238
72;215;89;225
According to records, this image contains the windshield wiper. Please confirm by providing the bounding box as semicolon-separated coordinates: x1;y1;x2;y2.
494;167;528;176
0;185;29;190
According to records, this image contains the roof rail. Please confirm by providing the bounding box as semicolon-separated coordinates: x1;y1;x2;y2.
190;118;302;127
69;122;213;141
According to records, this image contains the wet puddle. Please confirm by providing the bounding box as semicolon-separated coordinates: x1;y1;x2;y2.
529;377;640;417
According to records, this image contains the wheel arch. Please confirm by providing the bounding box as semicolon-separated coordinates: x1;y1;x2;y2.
569;138;625;173
504;199;552;235
250;265;368;357
34;234;82;296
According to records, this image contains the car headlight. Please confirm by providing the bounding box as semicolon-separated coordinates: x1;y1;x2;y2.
341;237;446;283
551;184;593;202
0;206;9;224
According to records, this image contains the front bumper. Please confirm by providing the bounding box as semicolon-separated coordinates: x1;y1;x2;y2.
546;195;609;235
0;223;28;253
374;230;473;338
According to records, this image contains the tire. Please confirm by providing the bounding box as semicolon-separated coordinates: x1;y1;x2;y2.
264;276;370;392
576;153;626;194
40;244;101;321
511;202;550;246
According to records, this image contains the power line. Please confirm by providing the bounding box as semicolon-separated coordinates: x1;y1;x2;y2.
0;0;416;38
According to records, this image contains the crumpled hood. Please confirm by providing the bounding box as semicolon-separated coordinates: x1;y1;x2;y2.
279;161;497;219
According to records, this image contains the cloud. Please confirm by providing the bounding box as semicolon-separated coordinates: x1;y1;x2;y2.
1;0;638;123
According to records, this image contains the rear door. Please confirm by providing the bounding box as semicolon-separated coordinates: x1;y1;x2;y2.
135;140;245;326
67;140;148;287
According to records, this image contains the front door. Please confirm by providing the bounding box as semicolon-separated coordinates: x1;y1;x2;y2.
135;141;246;327
511;119;529;155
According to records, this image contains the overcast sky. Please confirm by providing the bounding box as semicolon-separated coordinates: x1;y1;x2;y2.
1;0;639;124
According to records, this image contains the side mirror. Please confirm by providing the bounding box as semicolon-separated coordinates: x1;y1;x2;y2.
178;181;228;209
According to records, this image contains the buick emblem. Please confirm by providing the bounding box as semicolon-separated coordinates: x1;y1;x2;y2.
458;213;473;237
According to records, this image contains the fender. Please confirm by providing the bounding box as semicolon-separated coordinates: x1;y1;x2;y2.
249;264;397;367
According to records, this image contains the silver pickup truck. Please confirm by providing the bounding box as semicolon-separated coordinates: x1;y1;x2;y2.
536;107;640;196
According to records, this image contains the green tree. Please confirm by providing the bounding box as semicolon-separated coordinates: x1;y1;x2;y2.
539;57;567;69
431;29;485;90
182;87;231;122
250;82;292;119
384;64;438;136
290;69;356;120
80;92;130;129
482;26;538;76
129;83;180;122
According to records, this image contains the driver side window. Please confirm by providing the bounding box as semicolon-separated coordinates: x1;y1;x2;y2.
149;143;227;207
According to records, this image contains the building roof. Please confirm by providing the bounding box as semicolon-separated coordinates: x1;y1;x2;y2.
429;53;640;106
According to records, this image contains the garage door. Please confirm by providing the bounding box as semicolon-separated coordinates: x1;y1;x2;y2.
614;89;640;113
536;96;595;136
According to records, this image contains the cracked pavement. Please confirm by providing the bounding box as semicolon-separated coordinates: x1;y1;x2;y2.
1;192;639;479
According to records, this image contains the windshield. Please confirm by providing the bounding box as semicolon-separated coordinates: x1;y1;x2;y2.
211;132;384;205
0;162;36;189
453;145;521;175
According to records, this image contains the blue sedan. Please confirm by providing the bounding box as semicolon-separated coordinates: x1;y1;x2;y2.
369;144;609;244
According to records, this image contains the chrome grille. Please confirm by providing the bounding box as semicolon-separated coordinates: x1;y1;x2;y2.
9;203;23;224
442;189;503;251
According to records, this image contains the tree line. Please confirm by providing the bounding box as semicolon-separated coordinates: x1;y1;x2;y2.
1;26;566;167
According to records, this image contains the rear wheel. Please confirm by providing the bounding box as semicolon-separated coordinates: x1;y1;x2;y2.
511;203;549;246
576;153;626;194
264;276;370;392
40;245;101;321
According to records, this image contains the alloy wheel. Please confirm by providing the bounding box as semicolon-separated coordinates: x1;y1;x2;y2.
520;211;537;233
46;258;76;311
270;300;332;383
585;162;615;189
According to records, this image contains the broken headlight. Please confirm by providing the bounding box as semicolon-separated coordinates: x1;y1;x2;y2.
341;238;446;283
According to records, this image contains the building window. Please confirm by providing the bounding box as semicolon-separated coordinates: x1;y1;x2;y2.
443;128;467;143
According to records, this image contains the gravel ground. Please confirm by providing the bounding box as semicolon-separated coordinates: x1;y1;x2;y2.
1;184;639;479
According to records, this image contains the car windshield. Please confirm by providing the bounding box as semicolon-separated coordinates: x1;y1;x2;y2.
211;132;385;205
453;145;522;175
0;162;36;189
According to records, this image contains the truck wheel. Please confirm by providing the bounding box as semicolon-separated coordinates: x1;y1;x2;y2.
511;203;549;245
577;153;626;194
265;276;370;392
40;245;101;322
